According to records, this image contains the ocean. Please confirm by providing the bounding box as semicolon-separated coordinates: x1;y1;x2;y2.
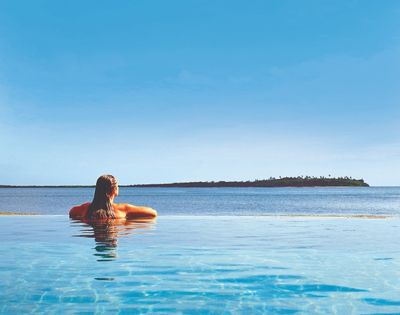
1;186;399;216
2;187;400;313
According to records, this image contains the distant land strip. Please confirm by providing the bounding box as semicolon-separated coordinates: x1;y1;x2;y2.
129;177;369;187
0;177;369;188
0;212;38;215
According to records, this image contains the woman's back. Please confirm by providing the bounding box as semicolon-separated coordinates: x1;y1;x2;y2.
69;202;157;220
69;175;157;220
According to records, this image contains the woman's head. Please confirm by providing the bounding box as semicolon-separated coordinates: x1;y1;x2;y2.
95;175;118;199
86;175;118;219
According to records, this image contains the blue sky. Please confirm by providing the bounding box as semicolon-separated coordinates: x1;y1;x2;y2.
0;0;399;185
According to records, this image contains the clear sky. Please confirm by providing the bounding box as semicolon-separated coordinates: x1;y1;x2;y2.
0;0;399;185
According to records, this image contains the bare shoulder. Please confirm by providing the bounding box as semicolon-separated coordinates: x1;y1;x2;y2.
113;203;128;211
114;203;157;219
113;203;152;211
69;202;90;218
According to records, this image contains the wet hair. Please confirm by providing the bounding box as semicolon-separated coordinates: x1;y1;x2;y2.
86;175;117;219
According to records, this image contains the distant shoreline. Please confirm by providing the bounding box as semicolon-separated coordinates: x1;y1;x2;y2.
131;177;369;188
0;177;369;188
0;212;38;215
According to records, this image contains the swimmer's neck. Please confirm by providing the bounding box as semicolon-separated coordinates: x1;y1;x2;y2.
109;195;117;204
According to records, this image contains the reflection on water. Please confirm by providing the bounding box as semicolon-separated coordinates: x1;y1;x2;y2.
70;218;155;262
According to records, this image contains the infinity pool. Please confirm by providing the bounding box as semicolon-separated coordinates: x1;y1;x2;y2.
1;216;399;314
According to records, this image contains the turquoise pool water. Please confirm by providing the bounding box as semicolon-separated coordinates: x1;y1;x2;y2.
1;216;400;314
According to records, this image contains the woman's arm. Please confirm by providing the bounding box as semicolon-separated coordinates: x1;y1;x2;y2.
69;202;90;218
119;204;158;219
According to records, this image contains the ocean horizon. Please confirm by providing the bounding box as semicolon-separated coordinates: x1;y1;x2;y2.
2;186;400;216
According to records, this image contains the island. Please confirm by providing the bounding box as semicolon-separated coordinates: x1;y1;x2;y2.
128;176;369;188
0;176;369;188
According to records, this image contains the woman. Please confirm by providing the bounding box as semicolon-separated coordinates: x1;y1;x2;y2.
69;175;157;220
